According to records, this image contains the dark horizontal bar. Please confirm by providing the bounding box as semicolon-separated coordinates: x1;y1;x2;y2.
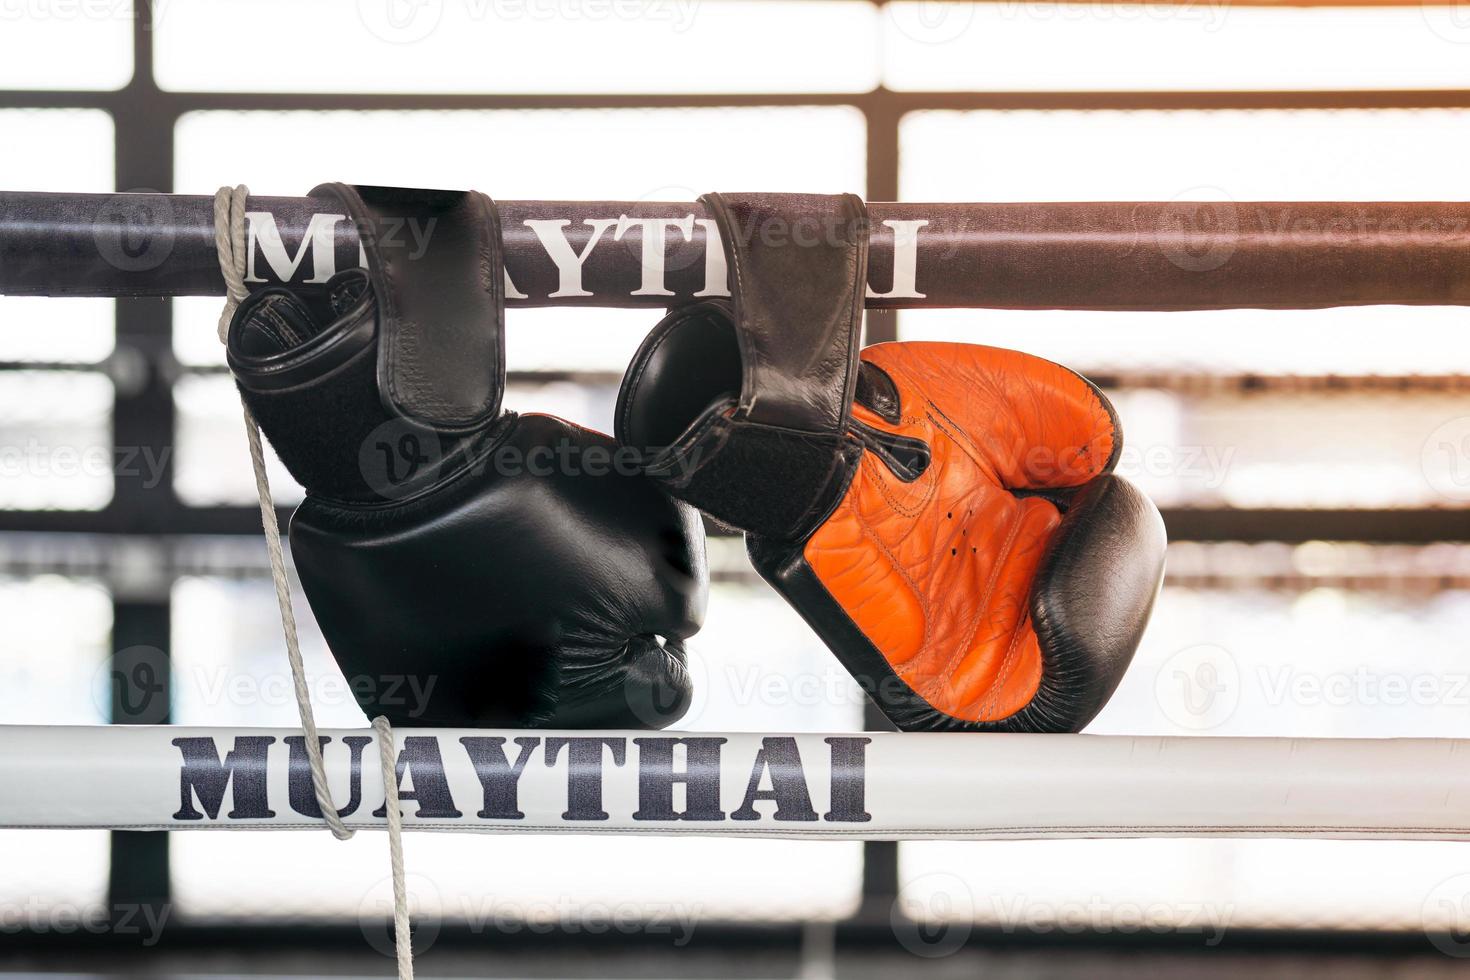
9;88;1470;114
6;191;1470;310
0;507;1462;543
0;917;1447;956
1160;508;1469;544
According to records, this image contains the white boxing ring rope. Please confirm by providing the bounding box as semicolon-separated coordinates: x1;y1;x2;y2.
5;726;1470;840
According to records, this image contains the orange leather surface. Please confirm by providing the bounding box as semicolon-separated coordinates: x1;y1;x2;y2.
804;343;1117;722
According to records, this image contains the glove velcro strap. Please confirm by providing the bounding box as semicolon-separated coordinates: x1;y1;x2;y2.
618;192;871;540
647;410;863;540
702;191;868;435
311;183;505;432
229;285;395;501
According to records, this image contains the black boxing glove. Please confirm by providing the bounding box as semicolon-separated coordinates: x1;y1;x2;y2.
227;184;706;729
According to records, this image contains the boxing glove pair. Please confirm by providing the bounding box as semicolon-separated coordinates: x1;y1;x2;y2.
231;185;1163;734
228;184;704;729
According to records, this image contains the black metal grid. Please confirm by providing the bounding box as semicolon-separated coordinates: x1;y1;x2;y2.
1;0;1467;953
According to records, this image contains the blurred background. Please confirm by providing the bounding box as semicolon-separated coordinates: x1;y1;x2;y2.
3;0;1470;976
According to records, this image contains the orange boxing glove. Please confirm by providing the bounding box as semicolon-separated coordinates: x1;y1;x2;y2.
617;192;1165;732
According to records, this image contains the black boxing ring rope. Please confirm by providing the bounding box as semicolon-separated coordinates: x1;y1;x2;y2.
2;189;1469;841
4;191;1470;309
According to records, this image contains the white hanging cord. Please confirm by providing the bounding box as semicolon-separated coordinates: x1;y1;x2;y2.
375;715;415;980
214;185;414;979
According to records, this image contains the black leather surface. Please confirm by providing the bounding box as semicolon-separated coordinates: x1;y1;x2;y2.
312;183;503;432
229;183;709;729
1028;474;1167;731
702;192;867;432
291;413;706;728
616;193;870;541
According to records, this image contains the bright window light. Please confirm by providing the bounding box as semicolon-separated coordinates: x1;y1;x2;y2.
1093;581;1470;738
173;832;863;924
171;576;367;729
898;307;1470;377
900;837;1470;935
0;575;112;724
901;108;1470;201
156;0;879;94
883;4;1470;91
172;374;301;507
0;372;113;511
0;4;132;90
0;830;110;916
